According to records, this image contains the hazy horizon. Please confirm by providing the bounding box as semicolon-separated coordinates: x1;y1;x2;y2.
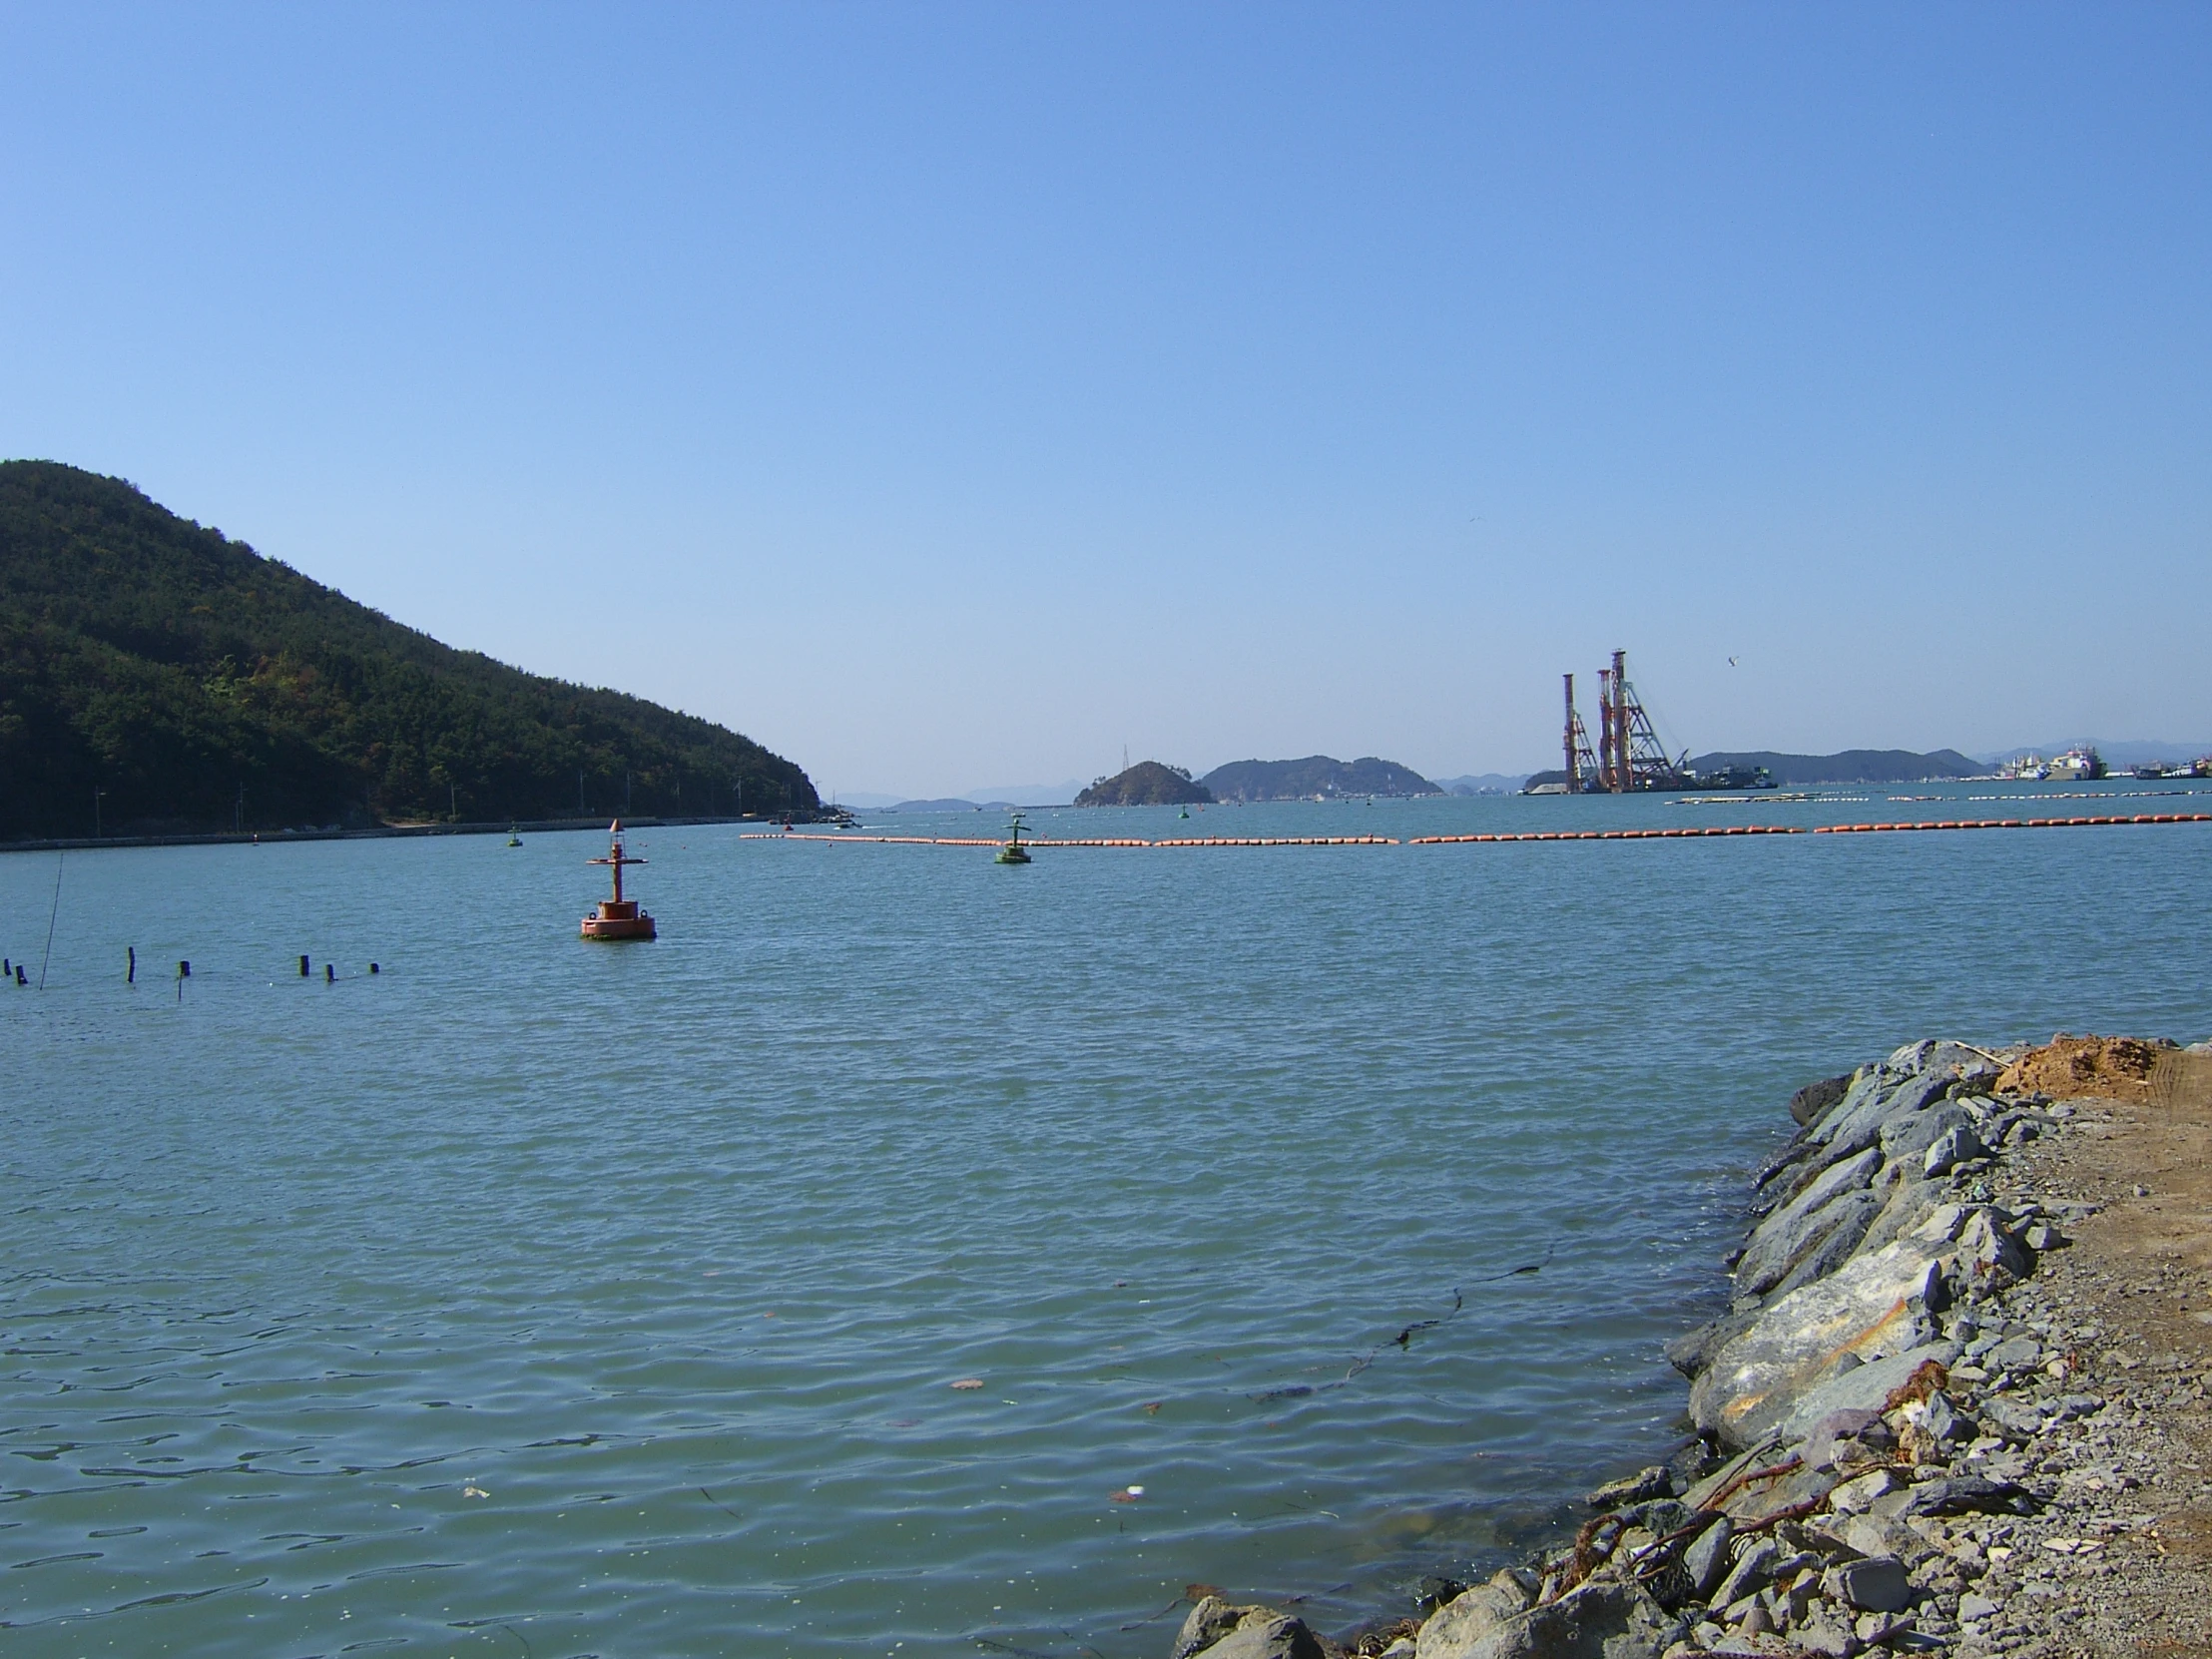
4;5;2207;799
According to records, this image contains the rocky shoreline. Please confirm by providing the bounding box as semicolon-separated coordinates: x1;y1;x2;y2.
1167;1033;2212;1659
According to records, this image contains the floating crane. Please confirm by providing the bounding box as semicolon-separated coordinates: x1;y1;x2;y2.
1552;651;1768;794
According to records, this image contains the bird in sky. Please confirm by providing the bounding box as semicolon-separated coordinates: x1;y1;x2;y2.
1728;657;1740;667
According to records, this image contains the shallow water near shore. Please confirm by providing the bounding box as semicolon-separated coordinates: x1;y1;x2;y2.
3;785;2207;1657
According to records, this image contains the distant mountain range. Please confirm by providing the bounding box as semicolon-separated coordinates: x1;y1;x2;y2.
1200;755;1438;802
883;798;1015;813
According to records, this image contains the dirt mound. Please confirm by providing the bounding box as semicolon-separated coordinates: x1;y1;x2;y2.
1996;1033;2177;1102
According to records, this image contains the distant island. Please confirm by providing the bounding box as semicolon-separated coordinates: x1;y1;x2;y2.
1200;755;1439;802
0;461;819;837
884;798;1016;813
1074;762;1213;807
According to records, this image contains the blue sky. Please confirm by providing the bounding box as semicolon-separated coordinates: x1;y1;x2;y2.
4;4;2207;796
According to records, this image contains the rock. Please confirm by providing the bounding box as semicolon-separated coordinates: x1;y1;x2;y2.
1815;1070;1958;1163
1896;1474;2036;1517
1416;1577;1470;1614
1797;1408;1886;1470
1958;1590;2001;1622
1734;1150;1887;1296
1682;1518;1735;1597
1689;1237;1952;1447
1792;1618;1859;1657
1833;1513;1931;1563
1382;1642;1418;1659
1442;1579;1674;1659
1712;1538;1783;1608
1416;1574;1531;1659
1189;1614;1327;1659
1823;1555;1911;1612
1664;1311;1759;1381
1177;1599;1260;1659
1790;1072;1859;1128
1879;1101;1975;1163
1588;1466;1673;1509
1984;1335;2042;1372
1768;1192;1888;1298
1767;1342;1962;1449
1827;1468;1900;1512
1852;1176;1947;1260
1922;1123;1988;1177
1979;1394;2043;1439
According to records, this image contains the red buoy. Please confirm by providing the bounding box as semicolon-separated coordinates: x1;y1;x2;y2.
581;821;657;941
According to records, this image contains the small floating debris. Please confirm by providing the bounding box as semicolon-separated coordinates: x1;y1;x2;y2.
581;821;656;941
950;1378;984;1389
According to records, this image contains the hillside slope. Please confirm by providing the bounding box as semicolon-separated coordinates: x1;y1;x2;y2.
1201;755;1438;801
1074;762;1213;807
0;461;817;836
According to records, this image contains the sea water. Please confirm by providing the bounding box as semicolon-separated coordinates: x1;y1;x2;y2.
3;786;2207;1657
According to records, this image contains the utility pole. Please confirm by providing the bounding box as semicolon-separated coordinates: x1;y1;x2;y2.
94;787;105;839
236;782;245;833
449;782;458;821
578;770;586;817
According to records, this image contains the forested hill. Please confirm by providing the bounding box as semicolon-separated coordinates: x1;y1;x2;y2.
1201;755;1439;801
0;461;818;837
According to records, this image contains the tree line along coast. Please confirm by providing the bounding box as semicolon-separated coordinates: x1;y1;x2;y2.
0;462;820;841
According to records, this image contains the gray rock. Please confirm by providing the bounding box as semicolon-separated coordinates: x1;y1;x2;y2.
1958;1591;2001;1622
1444;1579;1674;1659
1790;1072;1859;1128
1689;1237;1953;1447
1736;1161;1884;1296
1832;1513;1932;1563
1770;1343;1961;1447
1825;1467;1901;1512
1190;1614;1327;1659
1181;1599;1326;1659
1792;1618;1859;1657
1896;1474;2035;1517
1664;1310;1759;1381
1984;1336;2041;1372
1417;1574;1534;1659
1682;1518;1735;1597
1588;1466;1673;1509
1822;1555;1911;1612
1713;1537;1783;1608
1177;1598;1248;1659
1852;1176;1947;1260
1979;1394;2044;1439
1815;1070;1956;1162
1878;1101;1974;1163
1922;1123;1988;1177
1796;1407;1885;1470
1768;1192;1888;1297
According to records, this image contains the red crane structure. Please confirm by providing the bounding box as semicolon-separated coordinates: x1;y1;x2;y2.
1563;650;1688;794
